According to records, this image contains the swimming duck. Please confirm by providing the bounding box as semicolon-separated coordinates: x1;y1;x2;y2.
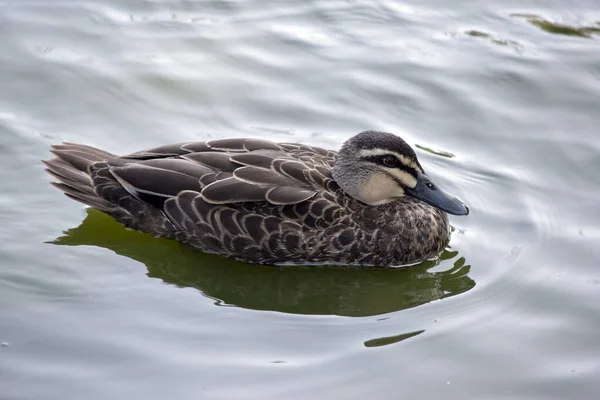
44;130;468;266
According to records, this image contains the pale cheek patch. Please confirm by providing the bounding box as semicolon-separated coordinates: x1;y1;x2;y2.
359;173;405;205
386;168;417;188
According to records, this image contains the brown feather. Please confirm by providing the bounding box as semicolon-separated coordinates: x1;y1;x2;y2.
43;158;92;187
206;138;282;152
229;150;285;169
138;158;213;178
233;166;297;187
123;142;190;159
49;149;97;172
110;164;201;197
182;152;238;172
201;178;269;204
180;142;210;153
266;187;316;205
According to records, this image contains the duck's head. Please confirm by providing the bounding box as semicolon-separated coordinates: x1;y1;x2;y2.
331;131;469;215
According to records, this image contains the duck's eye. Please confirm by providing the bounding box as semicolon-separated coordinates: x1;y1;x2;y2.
382;156;397;167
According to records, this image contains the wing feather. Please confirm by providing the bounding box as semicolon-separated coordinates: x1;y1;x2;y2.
180;142;210;152
110;164;201;198
274;160;309;182
182;152;238;172
138;158;213;178
201;178;269;204
49;149;98;171
233;166;296;187
123;142;190;159
56;143;117;160
229;150;286;169
206;138;282;152
266;186;316;205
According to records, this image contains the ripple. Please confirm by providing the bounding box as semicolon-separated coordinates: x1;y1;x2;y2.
269;24;340;47
2;0;600;398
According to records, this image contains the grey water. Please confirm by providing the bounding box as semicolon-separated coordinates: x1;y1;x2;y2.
1;1;600;399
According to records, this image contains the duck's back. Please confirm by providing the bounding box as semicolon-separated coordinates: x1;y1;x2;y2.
45;139;365;264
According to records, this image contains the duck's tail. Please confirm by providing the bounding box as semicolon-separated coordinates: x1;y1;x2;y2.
43;142;117;212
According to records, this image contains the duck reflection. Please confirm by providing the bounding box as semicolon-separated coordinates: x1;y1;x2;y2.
51;209;475;317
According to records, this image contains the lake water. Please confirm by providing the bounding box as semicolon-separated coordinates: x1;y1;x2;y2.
1;1;600;399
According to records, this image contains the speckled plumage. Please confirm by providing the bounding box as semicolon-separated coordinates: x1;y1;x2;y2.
44;132;454;266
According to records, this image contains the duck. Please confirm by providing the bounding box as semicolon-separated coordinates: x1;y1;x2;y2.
43;130;468;266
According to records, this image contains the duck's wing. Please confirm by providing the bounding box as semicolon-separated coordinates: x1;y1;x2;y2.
46;138;348;263
108;138;340;208
112;138;346;260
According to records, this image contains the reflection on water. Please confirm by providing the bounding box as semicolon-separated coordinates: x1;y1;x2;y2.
414;144;455;158
512;14;600;38
364;330;425;347
50;209;475;317
464;30;524;51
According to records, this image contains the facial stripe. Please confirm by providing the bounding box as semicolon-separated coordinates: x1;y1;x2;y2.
358;148;419;170
361;155;418;178
385;168;417;188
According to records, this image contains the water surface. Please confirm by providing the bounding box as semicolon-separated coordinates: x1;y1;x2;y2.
1;1;600;399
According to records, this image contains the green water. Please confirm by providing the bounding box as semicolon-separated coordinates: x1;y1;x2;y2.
1;1;600;399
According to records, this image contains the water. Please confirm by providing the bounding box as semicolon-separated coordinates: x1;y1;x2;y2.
1;1;600;399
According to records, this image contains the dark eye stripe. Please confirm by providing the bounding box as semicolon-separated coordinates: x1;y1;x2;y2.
383;170;409;188
362;155;417;177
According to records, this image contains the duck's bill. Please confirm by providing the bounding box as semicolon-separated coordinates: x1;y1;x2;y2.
406;171;469;216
